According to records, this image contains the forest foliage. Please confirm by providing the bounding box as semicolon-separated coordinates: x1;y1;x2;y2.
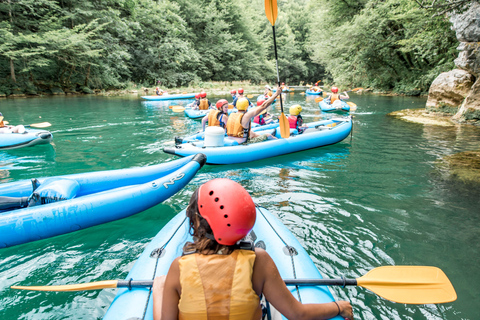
0;0;472;95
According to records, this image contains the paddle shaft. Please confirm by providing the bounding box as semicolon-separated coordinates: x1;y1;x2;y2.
271;26;284;114
115;278;357;289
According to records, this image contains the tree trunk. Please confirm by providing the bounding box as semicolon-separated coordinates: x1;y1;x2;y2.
84;64;91;87
10;58;16;83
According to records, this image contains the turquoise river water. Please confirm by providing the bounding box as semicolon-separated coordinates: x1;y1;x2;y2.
0;92;479;319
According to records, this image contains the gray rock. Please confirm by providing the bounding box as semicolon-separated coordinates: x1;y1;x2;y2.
450;2;480;42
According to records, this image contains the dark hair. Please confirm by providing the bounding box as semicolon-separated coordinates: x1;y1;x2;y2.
184;189;234;255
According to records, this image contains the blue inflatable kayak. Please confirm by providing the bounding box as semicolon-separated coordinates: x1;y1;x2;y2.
0;129;53;150
320;100;350;112
141;93;196;101
184;107;209;119
103;206;342;320
164;118;352;165
306;89;323;95
0;154;206;248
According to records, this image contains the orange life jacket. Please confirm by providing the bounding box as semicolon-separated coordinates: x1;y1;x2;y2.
208;110;224;127
330;94;340;104
226;113;248;138
178;250;261;320
199;98;209;110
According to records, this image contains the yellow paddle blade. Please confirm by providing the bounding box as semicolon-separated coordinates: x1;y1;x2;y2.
11;280;119;292
247;94;254;99
351;87;364;92
182;91;187;94
265;0;278;26
290;88;295;91
3;120;9;124
346;102;357;111
315;97;323;103
357;266;457;304
172;106;185;113
278;113;290;138
29;122;52;128
322;92;328;97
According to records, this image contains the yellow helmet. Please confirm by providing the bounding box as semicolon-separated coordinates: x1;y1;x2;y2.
236;98;249;111
289;104;302;116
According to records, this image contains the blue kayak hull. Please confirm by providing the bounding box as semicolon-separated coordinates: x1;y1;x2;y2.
184;108;209;119
0;129;53;150
103;207;342;320
164;118;352;164
0;155;206;248
306;89;322;95
141;94;196;101
319;100;350;112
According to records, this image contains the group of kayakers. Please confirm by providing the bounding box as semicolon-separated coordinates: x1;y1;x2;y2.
152;178;354;320
195;84;351;144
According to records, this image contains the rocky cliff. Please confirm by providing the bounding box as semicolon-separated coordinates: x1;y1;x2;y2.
426;2;480;124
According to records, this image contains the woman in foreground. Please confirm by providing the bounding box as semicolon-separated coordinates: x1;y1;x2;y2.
152;178;354;320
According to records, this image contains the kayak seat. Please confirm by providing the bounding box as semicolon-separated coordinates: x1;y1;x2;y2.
28;177;80;207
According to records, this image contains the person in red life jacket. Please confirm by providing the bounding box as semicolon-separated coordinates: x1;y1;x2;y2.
225;88;281;144
201;99;229;131
155;87;164;96
325;87;349;105
288;105;309;134
152;178;354;320
232;88;253;108
193;91;212;110
230;89;237;99
253;99;274;126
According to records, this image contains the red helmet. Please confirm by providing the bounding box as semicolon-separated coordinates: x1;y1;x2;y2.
200;92;207;98
238;88;244;94
230;89;236;94
331;87;339;93
257;99;266;106
195;94;200;99
281;82;285;85
198;179;256;245
216;99;228;110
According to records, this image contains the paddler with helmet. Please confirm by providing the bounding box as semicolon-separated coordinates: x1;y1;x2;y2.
325;86;349;105
287;104;309;134
232;88;253;109
201;99;229;132
253;99;274;126
152;178;354;320
192;91;212;110
226;87;282;144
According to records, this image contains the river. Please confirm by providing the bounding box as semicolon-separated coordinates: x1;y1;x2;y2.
0;92;479;319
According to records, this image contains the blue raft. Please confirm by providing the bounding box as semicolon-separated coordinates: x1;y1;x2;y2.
0;129;53;150
319;100;350;112
141;93;196;101
164;118;352;165
306;89;323;95
103;206;342;320
0;154;206;248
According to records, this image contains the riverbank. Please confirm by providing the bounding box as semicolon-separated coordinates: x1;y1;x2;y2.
387;108;457;127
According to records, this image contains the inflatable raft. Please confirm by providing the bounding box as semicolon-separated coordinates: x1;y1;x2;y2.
0;154;206;248
164;118;352;165
184;107;209;119
0;129;53;150
103;206;342;320
319;100;350;112
141;93;196;101
306;89;323;95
